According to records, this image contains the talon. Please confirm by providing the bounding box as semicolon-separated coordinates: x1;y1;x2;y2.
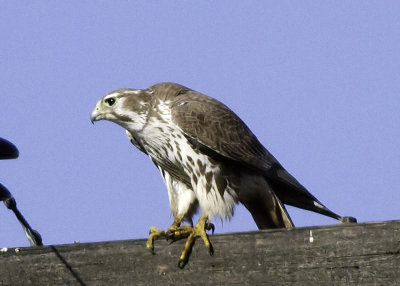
178;259;187;269
208;242;214;256
206;222;215;235
146;242;155;254
146;234;156;253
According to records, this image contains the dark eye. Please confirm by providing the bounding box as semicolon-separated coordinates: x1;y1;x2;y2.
105;97;116;106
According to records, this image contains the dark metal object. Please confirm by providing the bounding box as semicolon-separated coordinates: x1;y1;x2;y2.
1;138;42;246
0;183;43;246
0;138;19;159
0;182;12;200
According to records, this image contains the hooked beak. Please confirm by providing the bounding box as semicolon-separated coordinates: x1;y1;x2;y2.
90;108;100;124
90;102;103;124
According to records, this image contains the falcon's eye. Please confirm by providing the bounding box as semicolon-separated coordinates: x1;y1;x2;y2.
105;98;116;106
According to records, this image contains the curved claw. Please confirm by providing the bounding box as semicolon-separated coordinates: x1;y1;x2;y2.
208;241;214;256
206;222;215;235
178;259;187;269
146;237;156;254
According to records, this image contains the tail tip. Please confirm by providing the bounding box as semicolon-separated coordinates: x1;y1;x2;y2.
339;216;357;223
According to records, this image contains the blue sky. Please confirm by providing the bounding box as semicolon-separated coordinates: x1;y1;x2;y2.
1;2;399;247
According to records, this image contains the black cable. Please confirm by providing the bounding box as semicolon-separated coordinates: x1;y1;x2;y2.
50;245;86;286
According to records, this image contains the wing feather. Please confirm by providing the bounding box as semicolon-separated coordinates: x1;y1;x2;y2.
169;88;341;220
170;90;277;173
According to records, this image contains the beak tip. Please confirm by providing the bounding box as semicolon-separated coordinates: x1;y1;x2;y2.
91;105;103;124
90;109;99;124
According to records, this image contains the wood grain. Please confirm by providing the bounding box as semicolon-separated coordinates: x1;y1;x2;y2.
1;220;399;285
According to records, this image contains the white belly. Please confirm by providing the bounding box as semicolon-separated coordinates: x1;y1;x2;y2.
140;117;238;220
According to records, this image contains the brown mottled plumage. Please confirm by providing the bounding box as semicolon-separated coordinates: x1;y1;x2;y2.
91;82;355;267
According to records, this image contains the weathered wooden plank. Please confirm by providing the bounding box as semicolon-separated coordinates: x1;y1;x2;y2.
1;220;399;285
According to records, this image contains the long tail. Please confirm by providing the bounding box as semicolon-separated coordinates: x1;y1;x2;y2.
270;166;356;223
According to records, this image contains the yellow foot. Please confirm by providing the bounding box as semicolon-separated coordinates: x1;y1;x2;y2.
178;215;215;269
146;218;192;253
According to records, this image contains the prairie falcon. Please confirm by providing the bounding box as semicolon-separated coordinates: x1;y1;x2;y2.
91;82;355;267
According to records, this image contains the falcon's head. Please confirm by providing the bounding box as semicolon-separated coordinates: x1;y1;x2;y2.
91;88;153;131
